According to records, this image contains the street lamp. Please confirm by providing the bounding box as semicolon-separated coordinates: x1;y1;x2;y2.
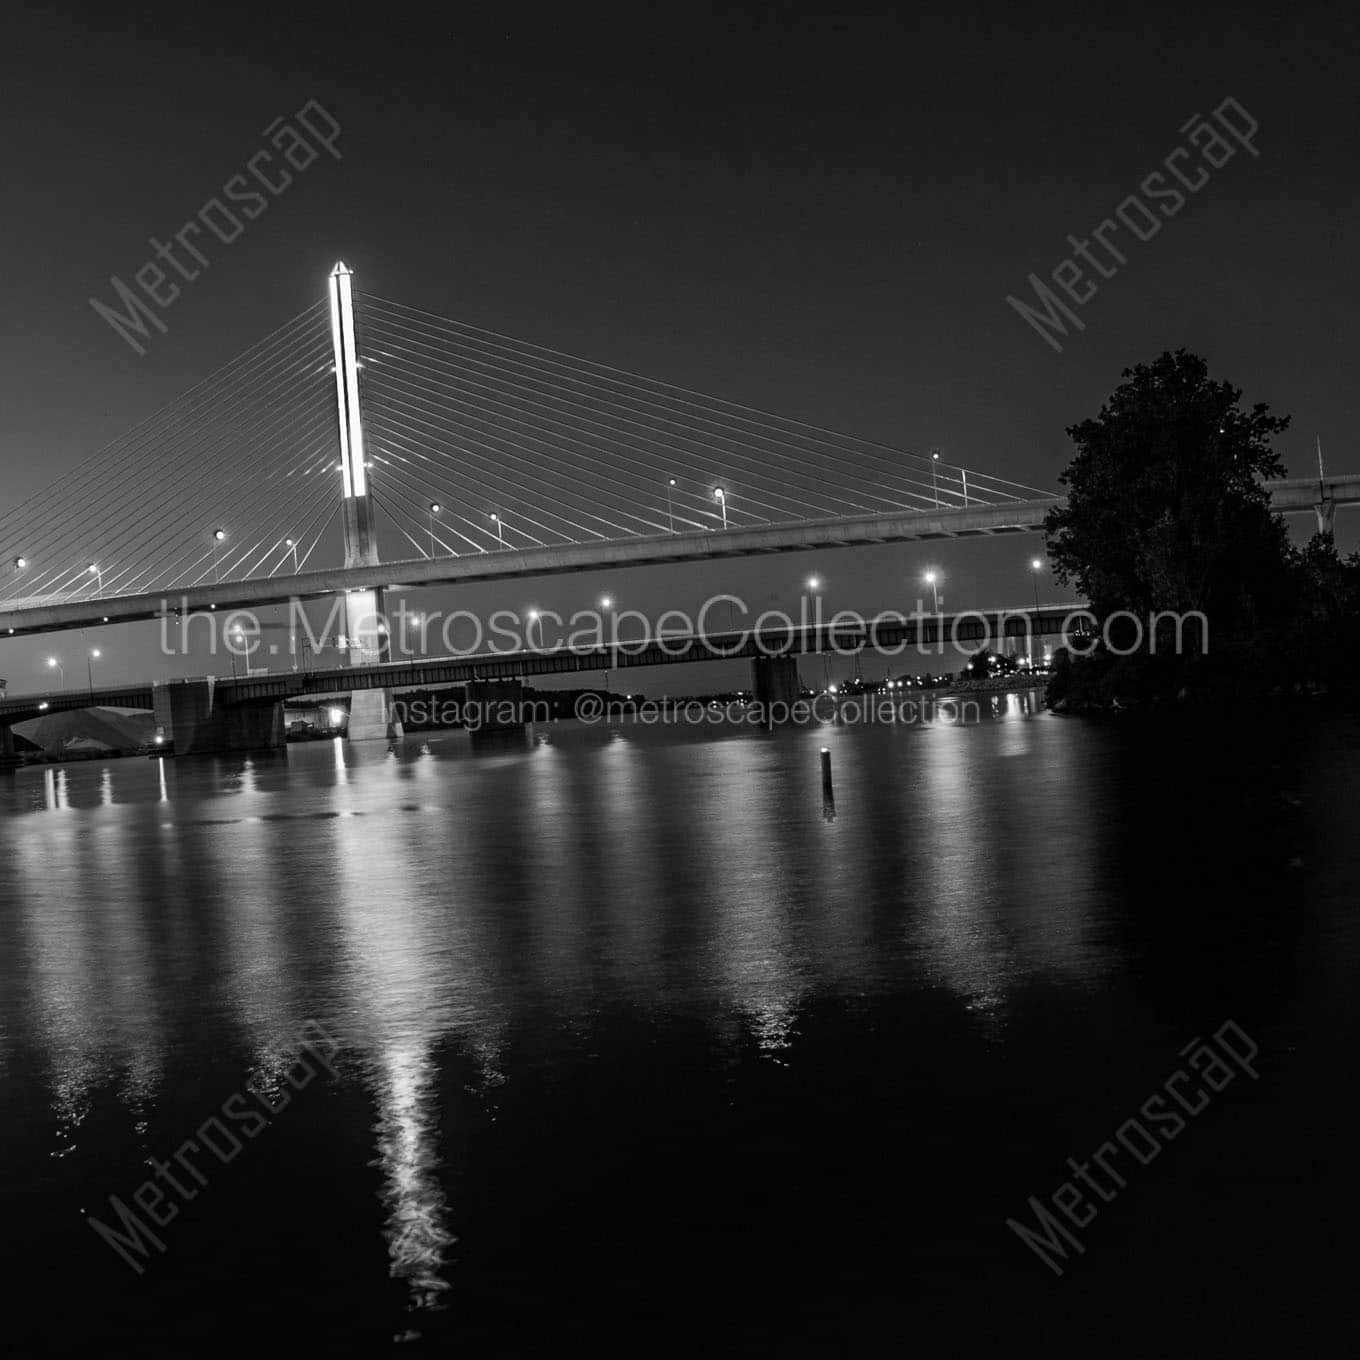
88;563;103;596
667;477;677;533
1030;558;1044;665
714;486;727;530
212;528;225;583
47;656;64;689
284;537;299;573
599;596;616;690
805;575;824;651
490;512;503;548
931;451;941;508
428;503;441;558
87;648;101;696
13;556;25;570
924;570;940;612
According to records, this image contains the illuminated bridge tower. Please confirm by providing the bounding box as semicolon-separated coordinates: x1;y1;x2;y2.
328;262;402;740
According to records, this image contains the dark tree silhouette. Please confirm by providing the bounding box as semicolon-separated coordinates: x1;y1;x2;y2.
1044;350;1293;646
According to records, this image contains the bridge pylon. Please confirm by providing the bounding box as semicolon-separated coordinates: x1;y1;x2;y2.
328;261;401;739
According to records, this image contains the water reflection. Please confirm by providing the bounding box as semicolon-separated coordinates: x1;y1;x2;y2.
0;696;1140;1329
373;1041;457;1329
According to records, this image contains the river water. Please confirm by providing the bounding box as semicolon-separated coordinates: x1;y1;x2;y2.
1;691;1357;1355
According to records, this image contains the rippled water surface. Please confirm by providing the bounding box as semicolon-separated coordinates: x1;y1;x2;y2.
2;693;1358;1355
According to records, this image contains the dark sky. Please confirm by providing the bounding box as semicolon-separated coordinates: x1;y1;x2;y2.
2;2;1358;688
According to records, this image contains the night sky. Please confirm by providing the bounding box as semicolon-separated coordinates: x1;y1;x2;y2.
3;3;1357;687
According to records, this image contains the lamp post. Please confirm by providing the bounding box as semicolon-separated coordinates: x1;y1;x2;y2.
212;528;225;583
714;486;727;530
47;656;63;690
804;574;822;647
284;537;299;573
600;595;614;690
88;563;103;596
924;570;940;613
490;512;503;548
87;648;101;697
931;451;941;508
1030;558;1044;666
667;477;676;533
428;503;441;559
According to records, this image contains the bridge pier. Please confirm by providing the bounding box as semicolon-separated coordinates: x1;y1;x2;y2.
0;724;17;771
347;688;404;741
1316;497;1337;537
152;679;285;756
466;678;527;732
752;655;803;707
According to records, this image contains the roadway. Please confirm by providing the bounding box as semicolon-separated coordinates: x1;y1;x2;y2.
1;474;1352;639
0;605;1086;720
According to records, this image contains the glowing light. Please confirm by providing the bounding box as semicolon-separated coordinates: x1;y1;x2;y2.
328;262;367;497
13;556;25;568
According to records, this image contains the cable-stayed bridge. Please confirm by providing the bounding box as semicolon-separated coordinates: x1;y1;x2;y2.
2;263;1354;642
1;262;1356;753
3;263;1056;629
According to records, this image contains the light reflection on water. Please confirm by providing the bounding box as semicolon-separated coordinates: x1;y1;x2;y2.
0;705;1104;1118
3;695;1349;1346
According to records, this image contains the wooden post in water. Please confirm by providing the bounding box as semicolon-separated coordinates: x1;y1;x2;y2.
821;746;836;821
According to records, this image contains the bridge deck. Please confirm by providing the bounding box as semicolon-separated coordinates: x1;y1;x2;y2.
0;606;1088;718
0;474;1350;640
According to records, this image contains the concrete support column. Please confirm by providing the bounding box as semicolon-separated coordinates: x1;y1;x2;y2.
152;679;286;755
1316;498;1337;537
347;688;404;741
224;702;286;752
466;678;526;731
752;655;802;706
0;724;17;770
343;585;391;665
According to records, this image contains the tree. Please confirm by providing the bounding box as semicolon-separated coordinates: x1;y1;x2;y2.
964;646;994;678
963;647;1017;679
1044;350;1293;646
